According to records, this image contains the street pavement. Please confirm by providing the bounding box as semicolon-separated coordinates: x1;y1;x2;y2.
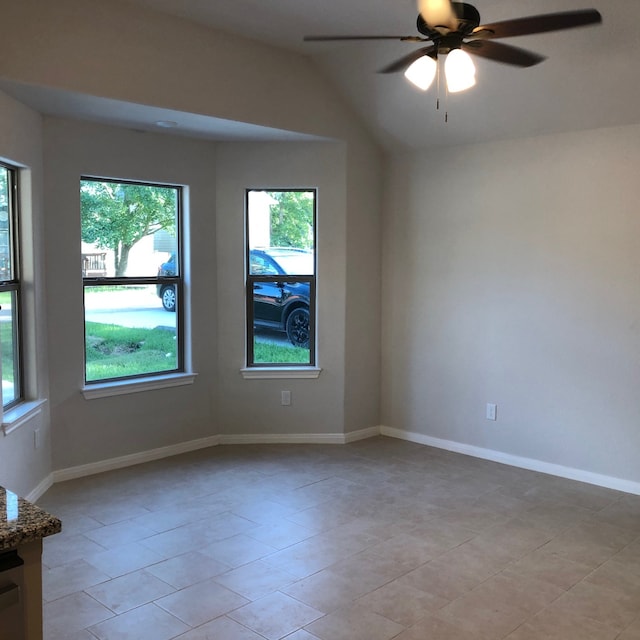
84;287;175;330
54;287;289;345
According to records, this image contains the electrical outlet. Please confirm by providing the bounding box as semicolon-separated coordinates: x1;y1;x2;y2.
34;428;41;449
281;390;291;406
486;403;497;421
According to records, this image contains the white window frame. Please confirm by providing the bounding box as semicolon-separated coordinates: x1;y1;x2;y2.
0;161;23;412
244;188;318;371
80;177;185;386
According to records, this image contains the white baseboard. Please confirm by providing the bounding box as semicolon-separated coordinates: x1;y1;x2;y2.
52;435;221;483
219;431;364;445
219;426;380;445
345;426;381;443
36;425;640;498
47;430;368;486
380;425;640;496
26;473;54;502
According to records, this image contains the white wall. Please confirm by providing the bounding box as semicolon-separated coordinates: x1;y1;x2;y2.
344;143;383;434
43;118;219;470
41;122;381;472
3;0;635;495
382;124;640;486
0;0;380;489
0;91;50;497
214;140;382;439
0;0;374;145
215;142;348;436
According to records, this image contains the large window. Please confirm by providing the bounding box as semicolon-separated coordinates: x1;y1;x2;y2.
246;189;316;367
0;163;22;408
81;178;182;384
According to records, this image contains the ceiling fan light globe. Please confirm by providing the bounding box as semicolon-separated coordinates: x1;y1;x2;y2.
445;48;476;92
418;0;455;28
404;55;437;91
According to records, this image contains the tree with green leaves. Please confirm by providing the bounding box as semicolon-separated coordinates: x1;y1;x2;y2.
269;191;314;249
80;180;176;277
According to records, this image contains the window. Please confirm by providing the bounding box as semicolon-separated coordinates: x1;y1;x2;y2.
0;163;22;408
246;189;316;367
81;178;182;384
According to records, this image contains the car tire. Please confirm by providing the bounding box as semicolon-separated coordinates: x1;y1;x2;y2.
286;307;310;348
160;285;176;312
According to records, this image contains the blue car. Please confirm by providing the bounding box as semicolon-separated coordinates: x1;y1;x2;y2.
158;248;313;348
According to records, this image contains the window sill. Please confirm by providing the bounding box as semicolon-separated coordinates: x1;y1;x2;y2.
240;367;322;380
82;372;198;400
2;399;47;436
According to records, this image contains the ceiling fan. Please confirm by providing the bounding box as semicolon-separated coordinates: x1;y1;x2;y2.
304;1;602;93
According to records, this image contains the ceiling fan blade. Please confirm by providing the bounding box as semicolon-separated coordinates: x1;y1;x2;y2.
463;40;546;67
471;9;602;40
417;0;457;30
378;46;437;74
304;35;425;42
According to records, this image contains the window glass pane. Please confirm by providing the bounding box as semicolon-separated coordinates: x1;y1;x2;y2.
81;178;182;384
246;189;316;367
0;164;20;408
247;190;315;273
252;282;311;365
0;167;13;282
80;180;178;278
0;290;20;405
84;285;178;382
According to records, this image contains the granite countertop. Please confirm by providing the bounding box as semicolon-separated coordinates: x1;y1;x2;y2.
0;486;61;552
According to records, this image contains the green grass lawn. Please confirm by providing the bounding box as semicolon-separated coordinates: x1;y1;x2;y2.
1;321;15;383
85;322;310;380
85;322;178;381
0;292;16;383
253;340;310;364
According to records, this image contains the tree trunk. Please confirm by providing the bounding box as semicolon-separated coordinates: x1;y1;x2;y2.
115;244;132;277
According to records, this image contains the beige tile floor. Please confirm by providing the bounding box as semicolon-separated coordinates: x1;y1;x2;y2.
37;437;640;640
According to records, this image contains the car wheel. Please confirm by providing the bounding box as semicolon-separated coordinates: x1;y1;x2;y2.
161;285;176;312
286;307;310;348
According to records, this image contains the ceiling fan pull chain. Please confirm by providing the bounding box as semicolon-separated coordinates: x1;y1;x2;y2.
436;52;441;111
444;72;449;123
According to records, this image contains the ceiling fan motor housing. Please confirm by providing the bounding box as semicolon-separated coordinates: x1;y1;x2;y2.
417;2;481;37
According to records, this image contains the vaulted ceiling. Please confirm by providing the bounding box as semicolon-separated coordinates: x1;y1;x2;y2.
120;0;640;150
3;0;638;150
